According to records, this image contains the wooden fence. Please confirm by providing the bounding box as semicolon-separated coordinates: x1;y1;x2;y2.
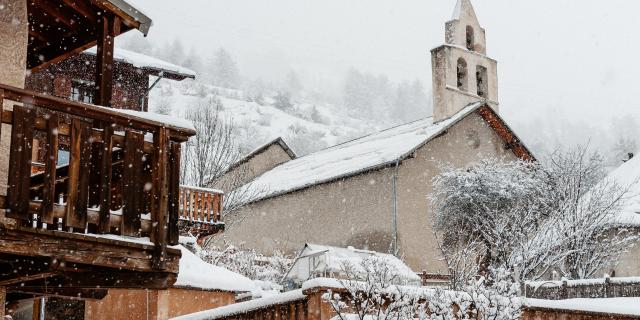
179;186;223;225
524;277;640;300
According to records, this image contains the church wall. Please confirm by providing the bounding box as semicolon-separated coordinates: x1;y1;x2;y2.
395;112;517;272
216;112;519;272
216;166;396;256
214;143;294;192
0;0;28;197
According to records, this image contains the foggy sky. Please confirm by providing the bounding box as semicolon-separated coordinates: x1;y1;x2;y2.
126;0;640;142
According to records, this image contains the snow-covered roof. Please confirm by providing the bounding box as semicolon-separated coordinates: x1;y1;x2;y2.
284;244;421;285
525;298;640;316
174;245;256;293
226;137;297;173
84;47;196;79
171;289;306;320
235;102;486;204
601;155;640;226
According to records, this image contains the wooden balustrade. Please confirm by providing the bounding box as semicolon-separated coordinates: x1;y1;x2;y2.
179;186;223;225
0;84;196;270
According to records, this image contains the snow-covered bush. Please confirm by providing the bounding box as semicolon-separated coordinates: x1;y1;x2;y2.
200;244;292;284
322;257;521;320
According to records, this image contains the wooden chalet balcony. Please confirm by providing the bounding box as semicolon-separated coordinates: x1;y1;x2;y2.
0;83;196;291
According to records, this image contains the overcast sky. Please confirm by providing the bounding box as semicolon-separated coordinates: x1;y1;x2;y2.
126;0;640;146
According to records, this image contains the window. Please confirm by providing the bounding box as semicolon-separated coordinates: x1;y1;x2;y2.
70;80;95;104
466;26;475;51
457;58;468;91
476;65;488;97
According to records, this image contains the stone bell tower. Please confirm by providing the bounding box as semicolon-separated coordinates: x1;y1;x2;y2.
431;0;498;122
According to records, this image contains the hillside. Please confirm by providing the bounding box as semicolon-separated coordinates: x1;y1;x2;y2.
148;78;402;156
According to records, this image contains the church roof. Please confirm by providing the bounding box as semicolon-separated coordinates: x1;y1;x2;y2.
600;155;640;226
234;102;532;205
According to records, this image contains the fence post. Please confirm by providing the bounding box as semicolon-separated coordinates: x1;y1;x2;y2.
561;279;568;299
604;276;611;298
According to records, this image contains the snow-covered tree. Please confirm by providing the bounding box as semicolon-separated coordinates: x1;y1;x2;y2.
209;47;241;88
432;148;637;282
200;243;291;284
273;90;293;111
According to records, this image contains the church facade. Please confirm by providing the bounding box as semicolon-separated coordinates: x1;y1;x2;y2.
215;0;533;273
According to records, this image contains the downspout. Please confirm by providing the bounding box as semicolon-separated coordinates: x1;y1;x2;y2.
391;160;400;256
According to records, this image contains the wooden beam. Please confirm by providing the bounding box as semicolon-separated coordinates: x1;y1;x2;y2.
65;119;89;228
95;14;117;107
61;0;97;22
32;0;77;29
17;271;177;291
0;226;180;273
0;85;196;136
9;287;108;301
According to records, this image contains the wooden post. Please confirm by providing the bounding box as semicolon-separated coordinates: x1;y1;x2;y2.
0;286;5;319
95;15;120;107
151;127;169;270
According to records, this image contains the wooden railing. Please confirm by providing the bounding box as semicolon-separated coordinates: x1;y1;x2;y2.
179;186;223;225
0;83;196;270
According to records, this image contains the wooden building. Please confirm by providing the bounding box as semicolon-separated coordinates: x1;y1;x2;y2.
0;0;216;318
26;48;196;112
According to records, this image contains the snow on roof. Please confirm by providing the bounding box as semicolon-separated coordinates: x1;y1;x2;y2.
601;155;640;226
85;47;196;79
525;298;640;316
526;276;640;289
174;245;256;293
95;105;195;132
171;289;306;320
285;244;421;285
235;102;484;204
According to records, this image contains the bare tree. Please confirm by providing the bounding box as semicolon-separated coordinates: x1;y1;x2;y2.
182;97;266;215
182;97;238;187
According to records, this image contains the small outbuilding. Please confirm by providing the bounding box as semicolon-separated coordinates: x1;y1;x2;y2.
282;244;422;290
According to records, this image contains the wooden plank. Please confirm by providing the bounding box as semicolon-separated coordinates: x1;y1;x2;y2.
18;109;35;221
41;113;59;224
13;287;108;301
0;286;5;319
189;190;195;222
6;106;24;219
151;127;169;270
65;118;89;228
0;226;181;273
182;188;188;221
168;142;181;245
98;126;114;233
122;129;144;236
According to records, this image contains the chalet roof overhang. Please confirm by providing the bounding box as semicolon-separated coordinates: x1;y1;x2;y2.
27;0;152;72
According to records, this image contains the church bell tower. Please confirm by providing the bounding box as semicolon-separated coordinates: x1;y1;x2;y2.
431;0;499;122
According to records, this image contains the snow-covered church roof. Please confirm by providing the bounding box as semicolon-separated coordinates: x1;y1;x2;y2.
603;155;640;226
84;47;196;79
235;101;527;205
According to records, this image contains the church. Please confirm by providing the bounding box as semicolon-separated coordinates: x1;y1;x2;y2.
215;0;534;273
